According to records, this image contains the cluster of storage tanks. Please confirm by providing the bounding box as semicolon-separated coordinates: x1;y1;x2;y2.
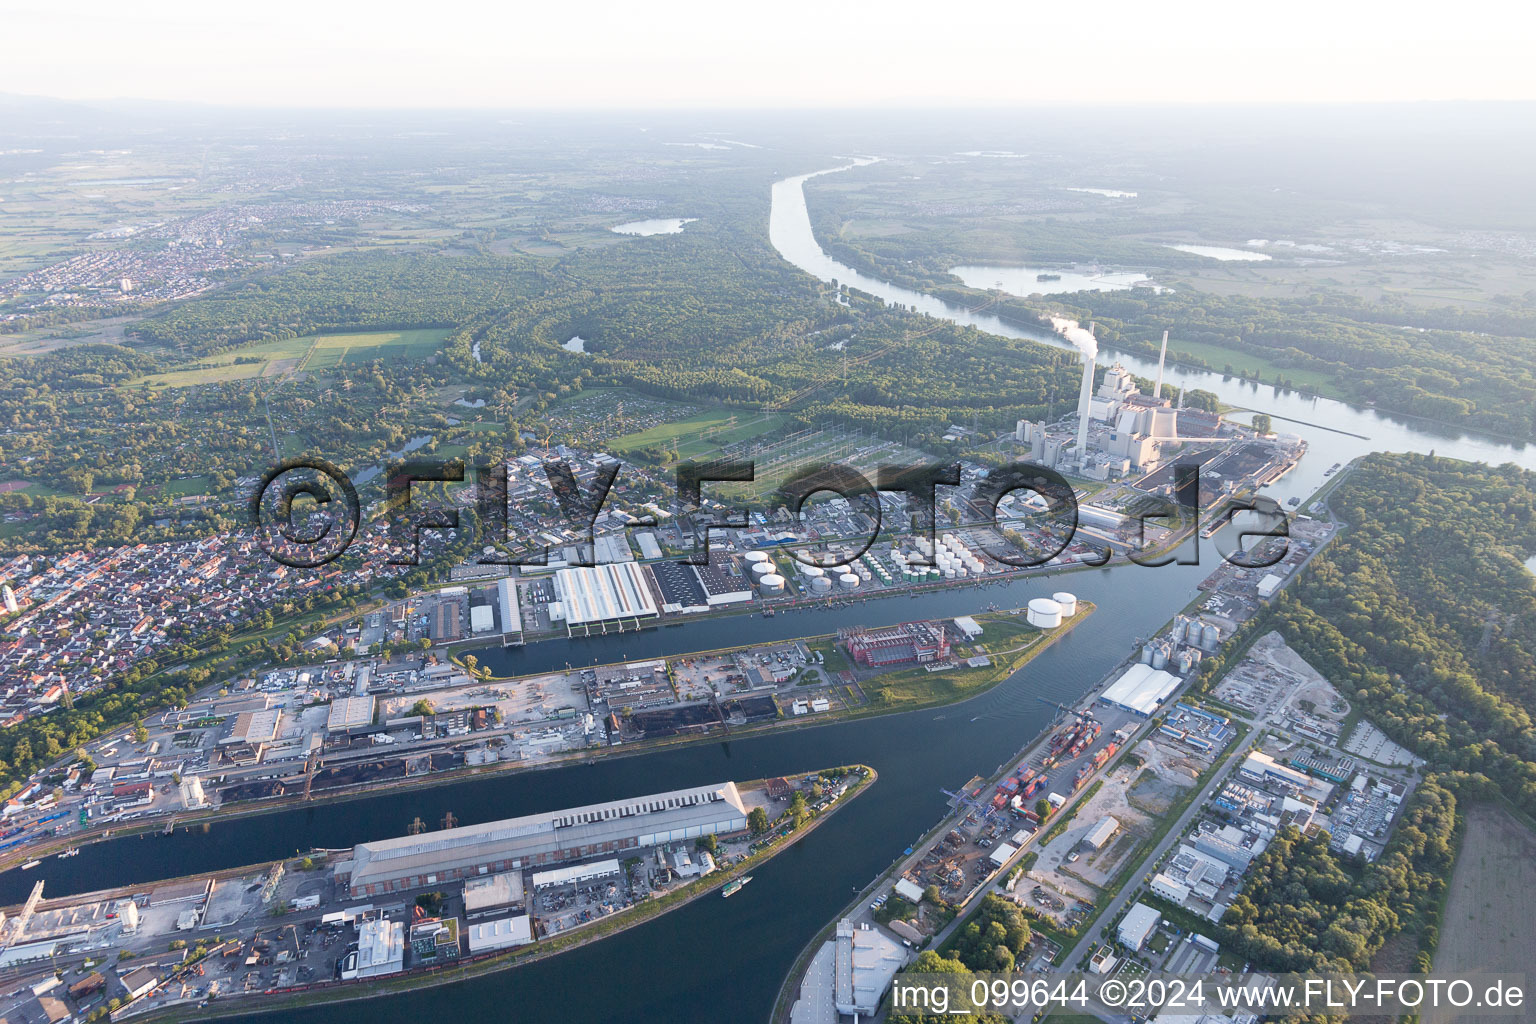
744;550;786;595
1172;615;1222;651
1025;591;1078;628
1140;614;1218;671
891;533;986;583
1140;640;1201;671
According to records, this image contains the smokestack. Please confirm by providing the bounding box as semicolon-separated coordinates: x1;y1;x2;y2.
1075;325;1097;460
1154;330;1168;399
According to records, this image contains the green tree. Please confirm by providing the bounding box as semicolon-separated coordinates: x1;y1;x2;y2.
748;807;770;834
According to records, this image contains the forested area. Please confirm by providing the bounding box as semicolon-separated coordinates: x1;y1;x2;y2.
802;163;1536;441
1264;454;1536;813
1053;290;1536;439
1182;454;1536;974
1219;780;1459;972
126;249;553;356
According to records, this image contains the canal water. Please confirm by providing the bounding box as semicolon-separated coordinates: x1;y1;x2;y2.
3;561;1204;1024
8;161;1533;1024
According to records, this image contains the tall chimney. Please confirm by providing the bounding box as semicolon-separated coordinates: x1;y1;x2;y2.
1075;327;1096;461
1154;330;1168;399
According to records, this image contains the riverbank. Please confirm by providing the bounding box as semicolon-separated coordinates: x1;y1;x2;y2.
116;766;875;1024
0;605;1090;875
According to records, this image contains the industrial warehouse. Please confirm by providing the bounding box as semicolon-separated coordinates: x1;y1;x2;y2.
335;781;752;897
1097;662;1182;717
552;562;659;629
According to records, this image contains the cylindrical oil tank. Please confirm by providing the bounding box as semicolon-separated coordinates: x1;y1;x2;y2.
839;573;860;589
744;550;770;564
801;565;826;578
759;573;784;594
750;561;774;577
1026;597;1063;628
810;575;833;594
1052;592;1078;616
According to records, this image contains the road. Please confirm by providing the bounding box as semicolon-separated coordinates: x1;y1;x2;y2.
1060;728;1259;967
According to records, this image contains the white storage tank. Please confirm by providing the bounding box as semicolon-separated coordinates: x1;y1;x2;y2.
750;561;775;577
759;573;785;594
744;550;770;564
1151;644;1168;670
839;573;860;590
810;575;833;594
1140;645;1154;665
1052;592;1078;616
1026;597;1064;629
801;565;826;578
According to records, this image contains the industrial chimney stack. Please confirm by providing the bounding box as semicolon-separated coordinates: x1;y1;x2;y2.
1154;330;1169;399
1074;323;1097;461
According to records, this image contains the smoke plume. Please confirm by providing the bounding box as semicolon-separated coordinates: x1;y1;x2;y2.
1049;315;1098;361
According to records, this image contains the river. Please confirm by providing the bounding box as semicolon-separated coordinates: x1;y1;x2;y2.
8;161;1533;1024
769;161;1535;507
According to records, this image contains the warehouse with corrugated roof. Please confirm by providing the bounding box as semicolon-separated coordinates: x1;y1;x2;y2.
334;781;748;897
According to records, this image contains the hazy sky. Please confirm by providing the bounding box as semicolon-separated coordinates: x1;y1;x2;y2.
7;0;1534;108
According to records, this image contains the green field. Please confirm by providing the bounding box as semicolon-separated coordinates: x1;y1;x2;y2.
133;328;450;387
608;409;788;458
1157;336;1344;396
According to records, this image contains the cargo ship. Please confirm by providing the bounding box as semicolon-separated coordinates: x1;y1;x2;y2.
721;876;752;898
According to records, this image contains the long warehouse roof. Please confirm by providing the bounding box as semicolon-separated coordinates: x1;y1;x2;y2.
344;781;747;891
555;562;658;625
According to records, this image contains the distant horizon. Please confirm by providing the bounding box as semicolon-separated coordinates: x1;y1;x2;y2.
9;92;1536;114
7;0;1534;109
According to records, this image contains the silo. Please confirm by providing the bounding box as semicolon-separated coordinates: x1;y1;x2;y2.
1151;644;1168;670
1026;597;1064;628
1172;616;1188;642
839;573;860;590
1052;592;1078;616
1140;646;1154;665
1202;622;1220;649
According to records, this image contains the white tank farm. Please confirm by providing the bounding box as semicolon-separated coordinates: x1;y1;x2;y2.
810;575;833;593
1052;592;1078;616
1026;597;1064;629
750;561;775;577
744;550;771;564
839;573;860;589
759;573;785;594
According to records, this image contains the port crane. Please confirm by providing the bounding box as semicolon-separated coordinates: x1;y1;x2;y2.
940;788;988;813
1037;697;1095;723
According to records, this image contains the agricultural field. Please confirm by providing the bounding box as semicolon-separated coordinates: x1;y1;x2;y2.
607;408;787;459
131;328;450;387
1426;804;1536;1023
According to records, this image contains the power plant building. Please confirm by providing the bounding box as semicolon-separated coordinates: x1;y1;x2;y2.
334;781;750;897
845;621;951;667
